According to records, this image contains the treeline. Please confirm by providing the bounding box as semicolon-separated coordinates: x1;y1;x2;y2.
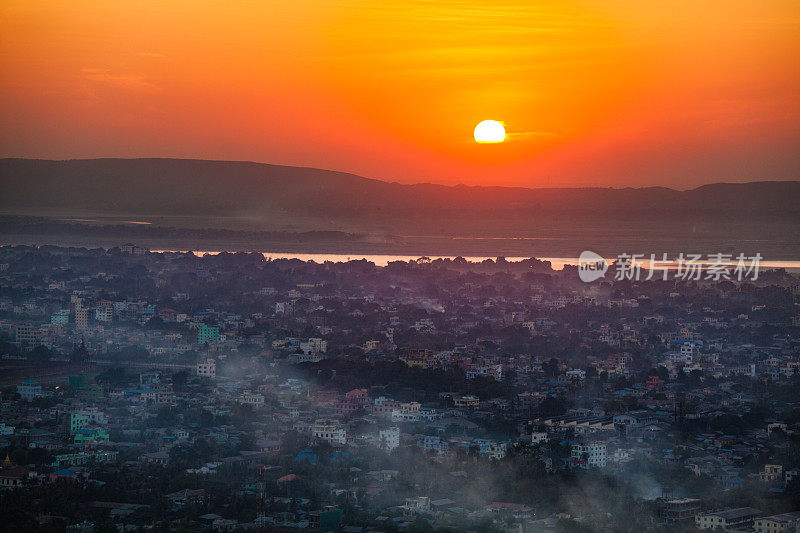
0;215;360;243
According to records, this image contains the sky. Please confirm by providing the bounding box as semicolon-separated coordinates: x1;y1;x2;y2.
1;0;799;188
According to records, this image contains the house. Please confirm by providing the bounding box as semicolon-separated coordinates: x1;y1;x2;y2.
571;443;607;468
391;402;421;423
453;395;480;409
661;498;700;522
141;450;170;466
370;470;399;482
372;397;402;417
335;389;368;415
418;435;448;455
487;502;533;516
49;468;79;483
530;432;548;444
197;324;220;344
196;359;216;378
754;512;800;533
238;392;265;408
66;522;94;533
0;465;28;488
313;420;346;445
758;464;783;482
378;427;400;451
165;488;207;507
696;507;762;530
17;378;42;401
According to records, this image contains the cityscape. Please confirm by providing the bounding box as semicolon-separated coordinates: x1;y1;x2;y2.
2;0;800;531
0;245;798;531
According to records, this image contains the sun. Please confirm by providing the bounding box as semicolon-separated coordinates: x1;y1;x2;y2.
474;120;506;143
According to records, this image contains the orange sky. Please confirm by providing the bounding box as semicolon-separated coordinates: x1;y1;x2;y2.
1;0;799;187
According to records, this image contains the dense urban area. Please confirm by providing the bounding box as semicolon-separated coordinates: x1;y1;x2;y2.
1;244;799;532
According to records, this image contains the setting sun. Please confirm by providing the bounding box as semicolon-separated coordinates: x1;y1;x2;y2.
474;120;506;143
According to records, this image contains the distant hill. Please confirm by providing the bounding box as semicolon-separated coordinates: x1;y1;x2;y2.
1;157;798;220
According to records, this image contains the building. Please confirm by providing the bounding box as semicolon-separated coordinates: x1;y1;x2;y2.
68;412;90;434
662;498;701;522
758;464;783;482
696;507;762;530
74;428;110;445
288;352;324;364
378;427;400;451
391;402;421;423
334;389;368;416
453;395;480;409
571;443;607;468
197;324;220;344
75;308;91;329
17;379;42;401
530;432;548;444
313;420;346;445
466;364;503;381
196;359;216;379
372;397;402;418
14;324;38;346
299;338;326;354
94;304;113;323
238;392;265;409
0;465;28;488
477;440;508;460
419;435;449;455
120;243;147;255
401;348;433;368
51;309;70;325
754;512;800;533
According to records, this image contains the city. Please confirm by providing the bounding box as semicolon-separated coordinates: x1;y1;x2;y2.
0;245;798;531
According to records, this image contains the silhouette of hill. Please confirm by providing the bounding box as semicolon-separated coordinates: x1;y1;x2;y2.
1;158;798;219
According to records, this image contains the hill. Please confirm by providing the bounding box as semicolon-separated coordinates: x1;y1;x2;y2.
2;158;798;219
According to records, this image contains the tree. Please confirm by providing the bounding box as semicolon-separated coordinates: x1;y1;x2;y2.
172;370;189;392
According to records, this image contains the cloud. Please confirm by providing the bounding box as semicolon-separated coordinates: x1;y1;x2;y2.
81;68;159;92
135;52;167;58
505;130;558;141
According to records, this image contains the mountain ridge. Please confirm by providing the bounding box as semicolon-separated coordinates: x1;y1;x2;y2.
2;157;798;218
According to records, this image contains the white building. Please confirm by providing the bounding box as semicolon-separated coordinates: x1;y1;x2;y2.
239;392;265;409
196;359;216;379
313;420;346;445
378;427;400;451
566;369;586;380
299;338;326;355
530;432;548;444
571;443;607;468
94;305;114;323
